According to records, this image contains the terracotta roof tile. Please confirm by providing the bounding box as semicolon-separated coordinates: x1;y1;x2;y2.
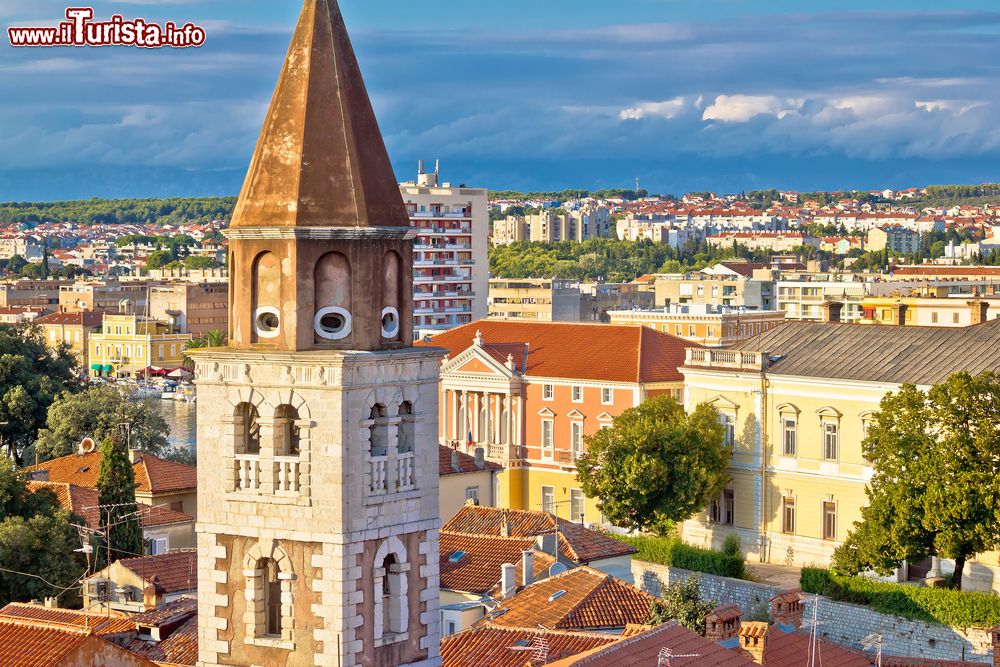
440;532;555;595
442;506;636;564
488;567;655;631
0;617;157;667
0;602;135;637
440;625;617;667
439;445;502;477
422;321;690;383
546;621;757;666
131;598;197;628
27;451;196;494
158;614;198;665
117;551;197;594
762;626;868;667
29;481;192;530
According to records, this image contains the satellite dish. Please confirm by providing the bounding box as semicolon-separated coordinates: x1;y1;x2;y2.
80;437;96;454
548;562;568;577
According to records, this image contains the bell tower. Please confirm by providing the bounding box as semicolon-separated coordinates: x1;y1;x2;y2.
193;1;443;666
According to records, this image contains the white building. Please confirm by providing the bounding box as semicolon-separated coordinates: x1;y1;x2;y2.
401;161;489;338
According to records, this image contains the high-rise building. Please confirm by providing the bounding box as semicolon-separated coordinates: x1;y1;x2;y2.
400;162;488;338
191;1;444;665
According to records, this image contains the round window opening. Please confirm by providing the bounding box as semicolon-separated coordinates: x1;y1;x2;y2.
381;307;400;338
253;307;281;338
314;307;352;340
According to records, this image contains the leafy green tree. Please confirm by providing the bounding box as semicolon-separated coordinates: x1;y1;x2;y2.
0;325;80;465
648;574;716;634
0;459;86;606
181;255;220;270
145;250;174;270
833;373;1000;589
96;434;143;566
576;396;730;533
35;386;170;461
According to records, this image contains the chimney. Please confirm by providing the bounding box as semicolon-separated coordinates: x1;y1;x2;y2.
500;509;511;537
705;604;742;642
417;159;425;175
451;449;461;473
990;623;1000;667
521;550;534;588
770;590;807;630
474;447;485;470
435;159;441;176
970;300;990;326
501;563;517;599
822;301;843;323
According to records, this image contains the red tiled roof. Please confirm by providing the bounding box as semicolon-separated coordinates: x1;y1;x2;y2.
29;481;192;530
488;566;655;631
132;598;197;628
762;625;868;667
0;602;135;637
128;614;198;666
422;321;690;384
0;617;157;667
442;506;636;564
117;551;197;594
440;532;555;595
28;451;196;494
35;311;103;327
440;625;617;667
439;445;503;477
140;504;194;528
546;621;757;666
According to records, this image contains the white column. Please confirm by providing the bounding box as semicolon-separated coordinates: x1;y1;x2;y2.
493;393;501;445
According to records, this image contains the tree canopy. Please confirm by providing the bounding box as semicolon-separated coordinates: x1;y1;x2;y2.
575;396;730;533
0;197;236;226
648;574;717;634
96;434;143;567
832;372;1000;589
35;386;170;462
0;459;86;606
0;325;80;465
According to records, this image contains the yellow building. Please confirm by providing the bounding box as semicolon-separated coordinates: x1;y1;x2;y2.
680;319;1000;590
35;311;103;370
88;313;191;378
857;296;997;327
608;304;785;347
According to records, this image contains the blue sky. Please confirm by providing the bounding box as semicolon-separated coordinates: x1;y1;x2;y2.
0;0;998;200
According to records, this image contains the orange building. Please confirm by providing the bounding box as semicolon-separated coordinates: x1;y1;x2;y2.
423;320;691;525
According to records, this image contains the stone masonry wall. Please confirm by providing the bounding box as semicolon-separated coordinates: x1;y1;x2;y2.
632;560;993;664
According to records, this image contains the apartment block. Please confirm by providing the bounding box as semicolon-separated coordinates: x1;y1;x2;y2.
654;273;776;311
489;279;652;322
401;161;489;337
867;225;920;254
493;206;612;245
148;282;228;335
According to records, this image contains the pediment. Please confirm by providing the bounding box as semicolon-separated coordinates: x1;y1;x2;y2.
441;345;514;379
566;409;585;419
537;407;556;417
708;395;739;411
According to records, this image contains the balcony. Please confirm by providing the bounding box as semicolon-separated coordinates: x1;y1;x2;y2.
397;452;415;491
274;456;300;494
685;348;769;371
235;455;260;491
369;456;388;494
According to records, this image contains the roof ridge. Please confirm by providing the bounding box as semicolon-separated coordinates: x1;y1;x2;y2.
0;614;93;636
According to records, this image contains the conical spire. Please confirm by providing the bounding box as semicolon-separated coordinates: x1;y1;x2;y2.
230;0;409;229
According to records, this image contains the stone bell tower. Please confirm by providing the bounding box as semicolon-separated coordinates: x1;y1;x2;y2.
192;1;443;665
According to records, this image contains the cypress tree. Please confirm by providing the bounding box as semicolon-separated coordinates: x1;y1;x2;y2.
96;433;143;566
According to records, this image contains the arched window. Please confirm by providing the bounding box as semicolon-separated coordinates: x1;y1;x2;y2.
381;251;402;340
397;402;414;455
314;252;352;341
368;404;388;493
374;538;408;644
258;558;282;637
236;402;260;455
252;252;281;341
274;405;300;456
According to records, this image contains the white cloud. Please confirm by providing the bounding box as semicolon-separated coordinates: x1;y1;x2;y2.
619;97;687;120
702;95;804;123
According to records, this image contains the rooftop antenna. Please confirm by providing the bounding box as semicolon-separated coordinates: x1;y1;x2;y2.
658;646;700;667
635;177;641;194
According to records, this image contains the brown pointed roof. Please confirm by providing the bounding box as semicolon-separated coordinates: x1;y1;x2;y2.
230;0;409;230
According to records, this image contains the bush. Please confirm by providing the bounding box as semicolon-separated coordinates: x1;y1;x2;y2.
800;567;1000;628
619;534;748;580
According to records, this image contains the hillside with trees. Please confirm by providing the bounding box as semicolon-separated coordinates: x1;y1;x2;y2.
0;197;237;226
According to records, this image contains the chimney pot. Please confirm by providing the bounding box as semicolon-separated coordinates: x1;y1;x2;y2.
704;604;742;643
474;447;485;469
521;550;534;588
501;563;517;599
451;449;461;473
770;590;807;631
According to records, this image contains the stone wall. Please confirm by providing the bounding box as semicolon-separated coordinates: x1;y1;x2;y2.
632;560;994;664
